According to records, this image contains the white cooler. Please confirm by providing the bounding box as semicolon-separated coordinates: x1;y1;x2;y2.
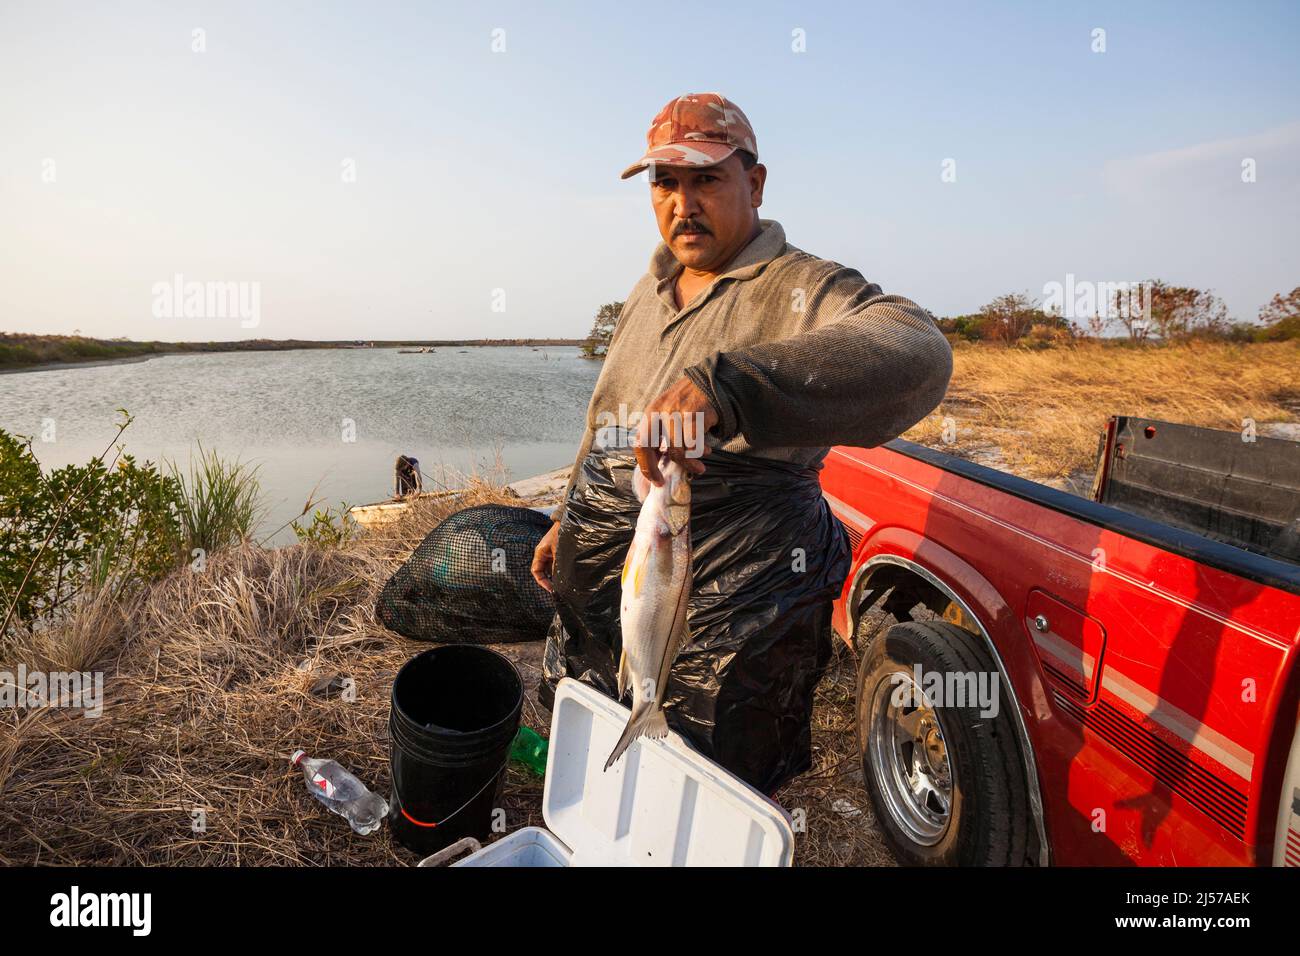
453;678;795;867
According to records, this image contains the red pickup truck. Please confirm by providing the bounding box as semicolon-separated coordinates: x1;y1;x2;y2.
819;416;1300;866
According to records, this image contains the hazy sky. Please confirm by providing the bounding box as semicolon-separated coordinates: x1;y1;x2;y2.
1;0;1297;341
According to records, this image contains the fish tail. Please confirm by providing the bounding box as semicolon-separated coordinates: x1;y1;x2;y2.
603;703;670;771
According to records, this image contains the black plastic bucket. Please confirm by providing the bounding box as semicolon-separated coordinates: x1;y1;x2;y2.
388;645;523;855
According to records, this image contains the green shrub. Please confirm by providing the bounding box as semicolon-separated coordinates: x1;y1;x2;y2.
0;343;44;366
1;419;274;640
1;427;185;635
959;314;987;341
1256;314;1300;342
292;504;358;548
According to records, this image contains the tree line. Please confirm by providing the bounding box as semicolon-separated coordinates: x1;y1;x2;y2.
581;284;1299;356
936;283;1300;346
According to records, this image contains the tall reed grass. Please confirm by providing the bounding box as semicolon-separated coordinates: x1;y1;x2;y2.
168;445;262;556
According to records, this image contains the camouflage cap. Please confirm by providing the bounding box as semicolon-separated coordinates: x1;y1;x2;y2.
620;92;758;180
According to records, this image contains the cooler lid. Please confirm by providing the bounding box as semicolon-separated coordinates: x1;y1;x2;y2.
541;678;795;866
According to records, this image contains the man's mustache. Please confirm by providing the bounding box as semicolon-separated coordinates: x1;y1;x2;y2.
672;220;712;237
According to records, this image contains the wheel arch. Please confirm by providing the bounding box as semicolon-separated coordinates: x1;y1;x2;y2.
847;550;1051;866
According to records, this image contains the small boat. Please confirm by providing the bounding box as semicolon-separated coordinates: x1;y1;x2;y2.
347;465;571;530
348;489;462;529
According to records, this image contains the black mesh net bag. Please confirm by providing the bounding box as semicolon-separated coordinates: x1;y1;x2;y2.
376;504;556;644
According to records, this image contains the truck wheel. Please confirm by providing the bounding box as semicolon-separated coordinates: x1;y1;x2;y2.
856;620;1030;866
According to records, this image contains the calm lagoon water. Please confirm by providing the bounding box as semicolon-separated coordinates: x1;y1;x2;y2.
0;347;600;542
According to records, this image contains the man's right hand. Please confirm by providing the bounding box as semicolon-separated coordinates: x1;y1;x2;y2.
531;521;560;593
634;375;718;486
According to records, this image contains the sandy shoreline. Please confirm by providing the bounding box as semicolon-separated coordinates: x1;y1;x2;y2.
0;354;161;376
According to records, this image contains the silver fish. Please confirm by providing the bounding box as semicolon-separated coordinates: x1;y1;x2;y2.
604;454;692;770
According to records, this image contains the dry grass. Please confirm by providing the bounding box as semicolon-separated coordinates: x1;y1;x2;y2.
904;340;1300;486
0;465;888;866
0;480;548;867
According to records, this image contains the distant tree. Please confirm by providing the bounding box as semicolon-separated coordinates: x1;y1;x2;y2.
1259;286;1300;324
580;301;623;358
1142;280;1231;340
978;292;1041;345
937;313;981;341
1084;311;1112;339
1257;286;1300;340
1115;294;1151;342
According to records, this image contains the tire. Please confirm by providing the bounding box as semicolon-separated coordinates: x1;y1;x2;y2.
856;620;1030;866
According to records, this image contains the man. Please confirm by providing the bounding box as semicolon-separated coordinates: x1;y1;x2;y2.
531;92;952;791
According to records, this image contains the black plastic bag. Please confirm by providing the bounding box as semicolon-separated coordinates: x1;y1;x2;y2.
377;504;555;644
542;428;850;794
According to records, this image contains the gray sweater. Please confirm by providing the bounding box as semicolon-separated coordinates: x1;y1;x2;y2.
554;219;952;522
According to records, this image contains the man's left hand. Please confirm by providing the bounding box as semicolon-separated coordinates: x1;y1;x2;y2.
635;376;719;486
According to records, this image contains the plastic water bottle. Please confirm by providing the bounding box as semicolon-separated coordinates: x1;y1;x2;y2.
291;750;390;835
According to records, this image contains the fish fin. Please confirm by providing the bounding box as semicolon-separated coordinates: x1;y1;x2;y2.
668;467;691;505
617;648;629;701
620;544;644;596
642;708;670;739
665;503;690;536
604;703;670;771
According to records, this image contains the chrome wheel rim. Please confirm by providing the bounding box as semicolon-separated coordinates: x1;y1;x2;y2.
867;667;954;845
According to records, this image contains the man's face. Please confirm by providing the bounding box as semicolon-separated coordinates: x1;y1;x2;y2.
650;153;767;272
